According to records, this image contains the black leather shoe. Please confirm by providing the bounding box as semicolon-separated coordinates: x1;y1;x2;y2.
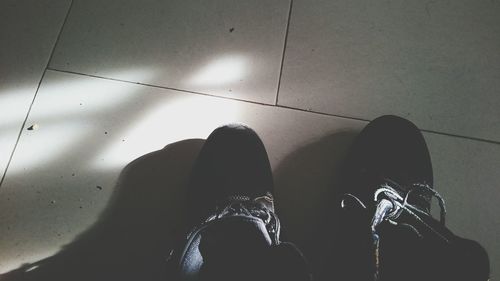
337;115;490;281
167;124;310;281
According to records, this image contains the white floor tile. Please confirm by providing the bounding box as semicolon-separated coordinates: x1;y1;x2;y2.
49;0;291;104
0;70;363;277
0;0;71;181
1;72;497;278
279;0;500;142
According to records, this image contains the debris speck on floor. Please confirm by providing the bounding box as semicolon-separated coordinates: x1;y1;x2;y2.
96;185;103;190
27;124;39;131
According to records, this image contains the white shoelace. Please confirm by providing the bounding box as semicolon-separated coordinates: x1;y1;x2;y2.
205;193;281;245
342;181;450;281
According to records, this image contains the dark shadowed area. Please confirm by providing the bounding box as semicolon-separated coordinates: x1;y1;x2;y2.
0;139;204;281
273;131;358;280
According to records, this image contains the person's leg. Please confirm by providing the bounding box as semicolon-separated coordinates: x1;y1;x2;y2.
167;124;310;281
336;115;490;281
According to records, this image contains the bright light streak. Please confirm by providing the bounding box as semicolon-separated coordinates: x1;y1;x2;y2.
33;69;152;117
0;90;34;127
0;69;151;128
189;55;247;86
6;121;88;172
91;95;243;169
0;248;57;274
24;264;39;272
2;68;152;174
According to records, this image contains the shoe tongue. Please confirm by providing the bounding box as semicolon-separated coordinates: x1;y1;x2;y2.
220;193;274;211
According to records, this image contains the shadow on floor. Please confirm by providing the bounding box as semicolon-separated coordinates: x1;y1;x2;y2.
0;139;205;281
273;130;359;281
0;130;360;281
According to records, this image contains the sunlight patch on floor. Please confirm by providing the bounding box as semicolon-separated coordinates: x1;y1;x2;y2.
92;95;242;169
188;54;248;86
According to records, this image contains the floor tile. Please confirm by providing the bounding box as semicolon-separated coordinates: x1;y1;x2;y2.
0;0;72;181
49;0;291;104
0;71;497;279
0;70;363;278
279;0;500;142
426;132;500;276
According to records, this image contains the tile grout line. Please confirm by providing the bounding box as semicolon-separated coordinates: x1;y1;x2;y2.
420;129;500;145
0;0;74;188
46;0;74;70
47;68;500;147
276;104;370;122
277;105;500;145
48;68;369;125
47;67;280;107
274;0;294;106
0;73;46;188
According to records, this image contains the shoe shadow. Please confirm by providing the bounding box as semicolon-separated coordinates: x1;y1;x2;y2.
1;131;359;281
273;130;359;281
0;139;205;281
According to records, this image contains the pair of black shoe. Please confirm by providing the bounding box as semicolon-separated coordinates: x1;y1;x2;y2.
167;116;490;281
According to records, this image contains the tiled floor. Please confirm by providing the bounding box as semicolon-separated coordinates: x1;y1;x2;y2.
0;0;498;280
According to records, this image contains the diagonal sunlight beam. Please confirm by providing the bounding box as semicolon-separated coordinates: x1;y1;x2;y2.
91;94;242;170
1;69;152;175
188;54;248;86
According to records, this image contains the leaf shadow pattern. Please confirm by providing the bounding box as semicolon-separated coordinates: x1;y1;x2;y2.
0;139;205;281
